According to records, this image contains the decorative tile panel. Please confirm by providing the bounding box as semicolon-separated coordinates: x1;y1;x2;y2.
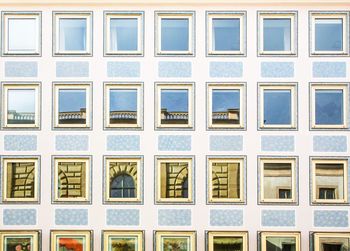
56;61;89;77
3;209;37;225
4;135;37;151
314;210;348;227
210;209;243;226
313;136;347;152
56;135;89;151
261;136;294;152
158;135;191;151
5;61;38;77
261;210;295;227
210;135;243;151
313;62;346;78
158;61;192;78
261;62;294;78
106;209;140;226
209;62;243;78
158;209;191;226
107;135;140;151
55;209;88;225
107;62;140;78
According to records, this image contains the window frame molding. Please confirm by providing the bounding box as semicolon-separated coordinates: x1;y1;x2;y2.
50;230;92;251
260;232;301;251
154;231;196;251
102;230;144;251
0;231;41;251
313;232;350;251
206;231;248;251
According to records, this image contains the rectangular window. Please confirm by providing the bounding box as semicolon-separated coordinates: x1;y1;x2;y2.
156;12;194;56
207;231;248;251
260;232;301;251
311;158;348;204
104;12;143;55
0;231;40;251
258;12;297;56
50;230;92;251
310;12;349;56
207;12;246;55
53;12;92;56
2;82;40;129
103;231;144;251
155;231;196;251
313;232;350;251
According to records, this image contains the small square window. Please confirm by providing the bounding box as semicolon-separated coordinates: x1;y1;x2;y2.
155;231;196;251
50;230;92;251
53;12;92;56
310;12;349;56
259;157;297;204
103;231;144;251
0;231;41;251
155;83;194;130
258;12;297;56
313;232;350;251
2;82;41;129
155;12;194;56
207;231;248;251
259;83;297;129
311;158;348;204
260;232;301;251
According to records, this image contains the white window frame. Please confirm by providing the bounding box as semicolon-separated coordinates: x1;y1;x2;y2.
2;12;41;55
311;158;348;204
104;12;143;55
258;12;297;56
259;83;297;129
53;82;92;129
260;232;301;251
207;12;246;56
207;231;248;251
155;12;194;56
314;232;350;251
2;82;41;129
0;231;40;251
310;83;349;129
53;12;92;56
155;83;194;130
310;12;349;56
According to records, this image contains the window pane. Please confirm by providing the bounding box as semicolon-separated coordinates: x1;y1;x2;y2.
110;18;138;51
212;162;240;199
263;89;291;125
58;89;86;124
59;18;87;51
263;163;292;200
161;89;189;124
315;90;343;125
263;18;291;51
316;163;344;200
7;89;35;124
160;162;189;198
212;18;240;51
161;18;189;51
213;236;243;250
315;18;343;51
8;18;37;51
109;89;137;124
212;90;240;125
266;237;296;251
319;237;349;251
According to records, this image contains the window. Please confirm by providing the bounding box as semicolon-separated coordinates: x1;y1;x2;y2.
259;83;297;129
2;82;41;129
53;12;92;56
260;232;301;251
155;12;194;56
2;12;41;55
50;230;92;251
310;12;349;56
53;83;92;129
103;231;144;251
104;12;143;55
155;231;196;251
207;231;248;251
310;83;348;129
104;83;143;129
0;231;40;251
207;12;246;56
313;232;350;251
155;156;194;204
155;83;194;130
311;158;348;204
258;12;297;56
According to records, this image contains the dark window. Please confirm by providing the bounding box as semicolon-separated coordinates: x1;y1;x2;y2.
110;173;136;198
323;243;342;251
319;188;336;199
279;189;292;199
182;177;188;198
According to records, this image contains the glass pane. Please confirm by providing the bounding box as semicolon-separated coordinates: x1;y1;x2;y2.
213;236;243;250
315;90;343;125
7;89;36;124
319;237;350;251
8;18;37;51
161;18;189;51
110;18;138;51
212;162;240;199
263;18;291;51
263;89;292;125
59;18;87;51
263;163;292;200
212;18;240;51
161;89;189;124
315;18;343;51
58;89;86;124
316;163;344;200
161;162;189;198
109;89;137;124
266;237;296;251
212;89;240;125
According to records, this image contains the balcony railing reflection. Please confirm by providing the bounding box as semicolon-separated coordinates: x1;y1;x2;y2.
212;108;239;124
110;110;137;124
59;108;86;124
7;110;35;124
161;108;188;124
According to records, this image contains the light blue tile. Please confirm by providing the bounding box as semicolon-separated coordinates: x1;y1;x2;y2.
56;61;89;77
5;61;38;77
3;209;36;225
261;62;294;78
158;209;191;226
55;209;88;225
210;135;243;151
107;135;140;151
4;135;37;151
261;210;295;227
209;62;243;78
107;62;140;78
314;210;348;227
106;209;139;226
210;209;243;226
158;135;191;151
313;136;347;152
261;136;294;152
158;61;192;78
313;62;346;78
56;135;89;151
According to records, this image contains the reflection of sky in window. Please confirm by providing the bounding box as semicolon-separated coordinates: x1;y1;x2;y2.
315;90;343;125
110;18;138;51
109;89;137;111
161;18;189;51
315;19;343;51
212;90;240;112
161;89;188;112
263;18;291;51
8;89;35;113
263;90;291;125
8;18;37;51
59;18;87;51
59;89;86;112
212;18;240;51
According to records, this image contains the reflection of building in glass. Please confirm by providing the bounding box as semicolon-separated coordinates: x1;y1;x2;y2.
58;108;86;124
161;108;188;124
57;162;86;198
212;162;240;199
266;237;296;251
160;162;188;198
263;163;292;199
213;237;243;251
7;110;35;124
109;161;137;198
316;163;344;200
109;110;137;124
212;108;239;125
6;162;35;198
